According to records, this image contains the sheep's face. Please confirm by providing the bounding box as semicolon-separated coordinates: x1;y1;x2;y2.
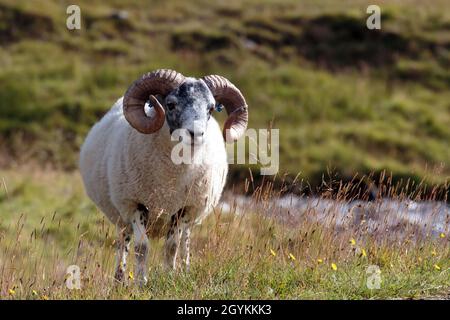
164;78;215;145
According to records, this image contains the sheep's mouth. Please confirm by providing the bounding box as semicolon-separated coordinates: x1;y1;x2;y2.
186;139;204;147
177;133;205;146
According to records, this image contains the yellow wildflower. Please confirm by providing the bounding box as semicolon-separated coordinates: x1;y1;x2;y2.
270;249;276;257
289;253;296;261
350;238;356;246
361;249;367;257
431;249;437;256
434;264;441;271
128;271;134;280
331;263;338;271
439;233;445;239
317;258;323;264
32;290;38;296
41;295;49;300
8;289;15;296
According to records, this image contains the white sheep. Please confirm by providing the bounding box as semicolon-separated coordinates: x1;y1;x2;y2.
79;69;248;285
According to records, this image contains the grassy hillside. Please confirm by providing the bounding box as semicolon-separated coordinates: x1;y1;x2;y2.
0;0;449;189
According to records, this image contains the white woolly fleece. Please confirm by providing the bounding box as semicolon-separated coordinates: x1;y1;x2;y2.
79;97;228;235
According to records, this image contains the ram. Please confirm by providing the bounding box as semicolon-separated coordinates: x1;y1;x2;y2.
79;69;248;285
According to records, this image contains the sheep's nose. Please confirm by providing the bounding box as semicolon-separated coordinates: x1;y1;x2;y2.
188;129;204;139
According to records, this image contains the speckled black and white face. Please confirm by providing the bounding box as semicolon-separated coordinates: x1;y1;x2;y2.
164;78;215;145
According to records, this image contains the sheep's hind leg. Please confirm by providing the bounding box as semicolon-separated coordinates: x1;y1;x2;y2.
132;205;149;286
114;224;132;284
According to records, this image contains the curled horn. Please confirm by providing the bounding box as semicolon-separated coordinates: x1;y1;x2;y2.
202;75;248;143
123;69;185;134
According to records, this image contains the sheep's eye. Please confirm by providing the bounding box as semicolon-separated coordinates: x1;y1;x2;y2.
167;102;176;111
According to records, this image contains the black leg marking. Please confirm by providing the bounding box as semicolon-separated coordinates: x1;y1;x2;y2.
170;208;186;228
137;203;149;229
114;226;132;283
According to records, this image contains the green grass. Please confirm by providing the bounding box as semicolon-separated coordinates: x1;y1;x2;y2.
0;0;449;188
0;168;448;299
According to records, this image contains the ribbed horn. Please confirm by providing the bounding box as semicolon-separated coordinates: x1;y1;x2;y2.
202;75;248;142
123;69;185;134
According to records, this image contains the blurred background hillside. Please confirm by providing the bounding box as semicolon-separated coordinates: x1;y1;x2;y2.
0;0;449;193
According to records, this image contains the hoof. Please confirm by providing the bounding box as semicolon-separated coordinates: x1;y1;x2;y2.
114;269;128;286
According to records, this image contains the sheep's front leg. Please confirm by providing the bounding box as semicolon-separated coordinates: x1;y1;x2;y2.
131;207;149;286
164;215;182;270
114;225;132;283
179;226;191;272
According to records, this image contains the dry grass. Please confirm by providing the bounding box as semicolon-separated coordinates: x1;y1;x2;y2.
0;167;448;299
